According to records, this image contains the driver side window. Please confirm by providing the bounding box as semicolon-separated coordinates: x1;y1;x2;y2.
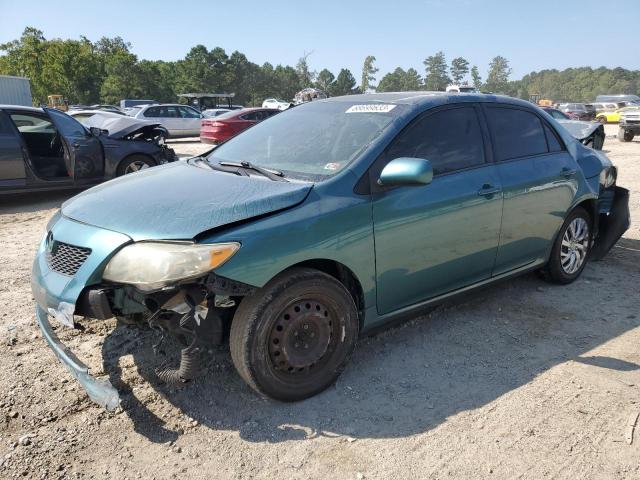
386;106;486;176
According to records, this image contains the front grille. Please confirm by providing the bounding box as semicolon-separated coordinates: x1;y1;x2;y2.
46;240;91;276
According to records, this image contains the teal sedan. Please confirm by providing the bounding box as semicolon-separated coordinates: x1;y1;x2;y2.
31;93;629;408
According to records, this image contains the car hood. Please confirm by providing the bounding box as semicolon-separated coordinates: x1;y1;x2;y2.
84;115;164;139
61;161;313;241
557;119;600;140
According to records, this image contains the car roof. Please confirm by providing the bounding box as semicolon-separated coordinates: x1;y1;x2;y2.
0;104;45;113
320;91;536;109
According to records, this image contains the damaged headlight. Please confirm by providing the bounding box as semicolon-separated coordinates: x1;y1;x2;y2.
103;241;240;291
599;166;617;189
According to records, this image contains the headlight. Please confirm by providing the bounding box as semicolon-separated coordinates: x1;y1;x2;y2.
599;167;617;189
103;241;240;291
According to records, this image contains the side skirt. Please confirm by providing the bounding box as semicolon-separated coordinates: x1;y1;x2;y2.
360;259;546;337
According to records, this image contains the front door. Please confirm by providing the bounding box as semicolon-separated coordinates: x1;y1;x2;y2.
0;110;26;187
45;108;104;181
372;105;503;315
483;105;577;274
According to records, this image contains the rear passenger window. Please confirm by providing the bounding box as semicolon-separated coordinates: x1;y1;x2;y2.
543;124;563;152
486;107;548;161
387;106;485;175
144;107;158;118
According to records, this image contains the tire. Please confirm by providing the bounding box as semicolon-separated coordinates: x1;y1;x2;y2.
542;207;592;284
116;155;156;176
230;267;359;401
617;128;634;142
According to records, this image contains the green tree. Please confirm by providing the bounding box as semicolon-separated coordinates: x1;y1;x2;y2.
423;51;450;91
485;56;511;93
404;68;422;90
377;67;422;92
361;55;378;93
331;69;358;96
315;68;335;94
296;51;315;87
470;65;482;89
450;57;469;84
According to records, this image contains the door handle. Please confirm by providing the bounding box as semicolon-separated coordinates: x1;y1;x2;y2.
72;142;80;148
477;185;501;197
561;167;577;177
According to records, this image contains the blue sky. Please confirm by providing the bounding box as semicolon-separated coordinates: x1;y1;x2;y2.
1;0;638;81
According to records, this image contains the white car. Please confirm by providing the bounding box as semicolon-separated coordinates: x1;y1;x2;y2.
202;108;231;118
130;104;202;138
261;98;291;110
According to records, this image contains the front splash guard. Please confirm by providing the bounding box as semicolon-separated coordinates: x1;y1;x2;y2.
36;306;120;411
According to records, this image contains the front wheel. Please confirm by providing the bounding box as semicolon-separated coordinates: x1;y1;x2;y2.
618;128;634;142
117;155;156;176
230;268;359;401
542;207;592;284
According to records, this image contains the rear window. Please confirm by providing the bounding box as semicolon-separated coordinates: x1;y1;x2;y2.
486;107;548;161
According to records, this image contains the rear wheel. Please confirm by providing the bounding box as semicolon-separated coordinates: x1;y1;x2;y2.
542;207;591;284
230;268;359;401
117;155;156;176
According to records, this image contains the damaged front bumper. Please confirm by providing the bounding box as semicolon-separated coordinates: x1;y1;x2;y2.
35;306;120;410
31;214;132;411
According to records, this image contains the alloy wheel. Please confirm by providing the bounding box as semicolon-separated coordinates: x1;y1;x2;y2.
560;217;589;274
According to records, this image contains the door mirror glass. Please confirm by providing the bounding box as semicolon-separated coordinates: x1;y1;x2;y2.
378;158;433;187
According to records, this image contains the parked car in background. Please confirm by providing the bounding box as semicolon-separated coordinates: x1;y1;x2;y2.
130;104;202;138
202;108;231;118
595;94;640;104
618;107;640;142
200;108;280;144
119;99;158;109
262;98;291;110
558;103;596;121
0;105;176;193
541;107;605;149
31;93;629;409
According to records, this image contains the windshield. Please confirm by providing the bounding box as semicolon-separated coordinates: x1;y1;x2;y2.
207;101;401;180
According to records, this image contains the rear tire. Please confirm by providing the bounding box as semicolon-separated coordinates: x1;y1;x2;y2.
542;207;592;284
116;155;156;176
230;268;359;401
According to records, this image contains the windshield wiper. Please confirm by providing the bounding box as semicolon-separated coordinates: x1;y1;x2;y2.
218;161;287;182
189;156;250;176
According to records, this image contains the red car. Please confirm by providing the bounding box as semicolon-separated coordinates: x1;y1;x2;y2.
200;108;280;144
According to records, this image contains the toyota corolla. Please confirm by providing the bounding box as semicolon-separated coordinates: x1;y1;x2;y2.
31;93;630;409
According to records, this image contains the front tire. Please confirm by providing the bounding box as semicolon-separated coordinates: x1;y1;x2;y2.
618;128;634;142
542;207;592;284
117;155;156;176
230;268;359;401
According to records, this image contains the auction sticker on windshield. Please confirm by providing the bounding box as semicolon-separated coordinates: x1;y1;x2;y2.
346;104;397;113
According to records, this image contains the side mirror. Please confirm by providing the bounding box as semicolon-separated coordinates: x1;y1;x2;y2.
378;158;433;187
89;126;108;137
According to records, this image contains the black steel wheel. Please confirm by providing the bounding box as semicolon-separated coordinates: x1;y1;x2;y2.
230;267;359;401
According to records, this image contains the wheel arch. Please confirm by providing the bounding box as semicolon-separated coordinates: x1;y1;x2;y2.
273;259;366;329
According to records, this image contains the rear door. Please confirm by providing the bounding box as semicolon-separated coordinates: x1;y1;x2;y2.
0;110;26;187
484;105;577;274
178;106;202;136
45;108;104;181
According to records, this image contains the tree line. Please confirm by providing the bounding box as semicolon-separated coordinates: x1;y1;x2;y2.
1;28;639;106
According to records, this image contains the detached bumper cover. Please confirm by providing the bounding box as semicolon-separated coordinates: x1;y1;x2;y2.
36;306;120;410
31;214;131;410
592;186;631;260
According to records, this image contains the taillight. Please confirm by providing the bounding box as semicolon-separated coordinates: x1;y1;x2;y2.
201;120;213;127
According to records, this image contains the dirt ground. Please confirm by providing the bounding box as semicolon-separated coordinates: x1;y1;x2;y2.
0;127;638;480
